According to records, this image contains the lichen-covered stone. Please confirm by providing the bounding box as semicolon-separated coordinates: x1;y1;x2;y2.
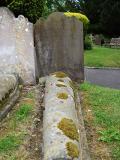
58;118;79;141
43;74;80;159
57;92;68;99
52;72;68;78
34;12;84;82
56;83;67;87
66;142;79;158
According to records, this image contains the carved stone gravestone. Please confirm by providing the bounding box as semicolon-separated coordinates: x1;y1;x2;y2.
0;7;16;74
34;12;84;82
0;7;35;84
15;15;35;84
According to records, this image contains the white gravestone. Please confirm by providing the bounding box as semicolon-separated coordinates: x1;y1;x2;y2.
0;7;35;84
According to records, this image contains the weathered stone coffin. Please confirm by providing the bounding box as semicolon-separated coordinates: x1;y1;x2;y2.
43;73;80;159
0;7;35;84
34;12;84;82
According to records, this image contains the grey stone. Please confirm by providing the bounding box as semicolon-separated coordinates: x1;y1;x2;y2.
43;75;80;159
0;74;20;121
34;12;84;82
0;7;35;84
0;7;16;74
15;15;35;84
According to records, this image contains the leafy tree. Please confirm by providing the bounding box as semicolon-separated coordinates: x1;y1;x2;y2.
0;0;45;23
100;0;120;36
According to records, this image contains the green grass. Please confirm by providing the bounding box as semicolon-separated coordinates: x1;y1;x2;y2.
0;135;21;153
80;82;120;159
26;91;34;99
85;46;120;67
15;104;32;121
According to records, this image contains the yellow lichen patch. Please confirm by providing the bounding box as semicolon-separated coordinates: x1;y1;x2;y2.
51;71;68;78
58;118;79;141
56;83;67;88
66;142;79;158
57;92;68;99
57;79;64;82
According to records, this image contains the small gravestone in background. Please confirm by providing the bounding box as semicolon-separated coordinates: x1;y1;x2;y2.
94;35;102;45
0;7;35;84
34;12;84;82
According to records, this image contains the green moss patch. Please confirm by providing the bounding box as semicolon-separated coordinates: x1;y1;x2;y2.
57;93;68;99
56;83;67;88
66;142;79;158
52;71;68;78
58;118;79;141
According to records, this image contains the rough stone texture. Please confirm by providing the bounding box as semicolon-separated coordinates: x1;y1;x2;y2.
15;15;35;84
0;74;19;121
34;12;84;82
43;74;80;159
0;74;17;101
0;8;16;74
0;7;35;84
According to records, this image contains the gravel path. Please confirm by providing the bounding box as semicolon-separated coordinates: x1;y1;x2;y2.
85;68;120;89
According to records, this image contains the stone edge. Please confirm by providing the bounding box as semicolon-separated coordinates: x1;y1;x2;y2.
85;66;120;70
0;76;20;121
75;91;91;160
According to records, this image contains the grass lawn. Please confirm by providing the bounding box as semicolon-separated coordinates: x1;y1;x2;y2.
84;46;120;68
0;88;35;160
80;82;120;160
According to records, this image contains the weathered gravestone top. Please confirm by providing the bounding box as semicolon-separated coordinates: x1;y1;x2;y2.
0;7;35;84
34;12;84;82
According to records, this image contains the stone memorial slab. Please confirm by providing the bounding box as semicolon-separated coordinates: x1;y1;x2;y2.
0;7;16;74
0;7;35;84
34;12;84;82
15;15;35;84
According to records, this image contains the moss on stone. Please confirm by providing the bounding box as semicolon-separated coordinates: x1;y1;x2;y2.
58;79;64;82
58;118;79;141
52;71;68;78
57;93;68;99
56;83;67;88
66;142;79;158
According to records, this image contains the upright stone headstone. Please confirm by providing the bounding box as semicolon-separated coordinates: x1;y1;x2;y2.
15;15;35;84
0;7;16;74
34;12;84;82
0;7;35;84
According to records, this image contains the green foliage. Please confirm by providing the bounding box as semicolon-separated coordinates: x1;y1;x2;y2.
0;0;45;23
84;35;93;50
100;0;120;36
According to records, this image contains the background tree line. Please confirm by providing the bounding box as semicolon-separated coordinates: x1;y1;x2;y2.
0;0;120;37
